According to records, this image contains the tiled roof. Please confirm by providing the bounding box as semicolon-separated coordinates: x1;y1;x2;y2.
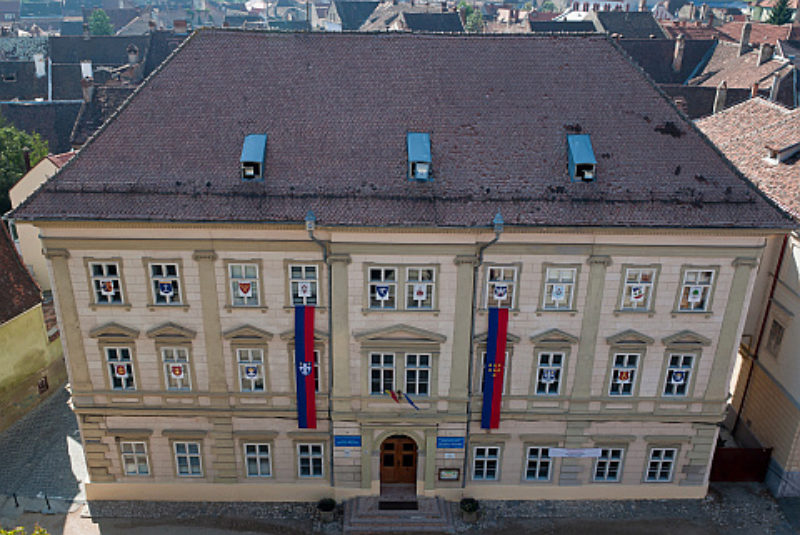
12;31;792;230
617;39;716;84
402;12;464;32
49;35;151;65
755;0;798;9
332;1;378;29
717;21;794;46
588;11;668;38
0;101;83;153
659;21;733;41
529;21;595;32
660;84;751;119
0;222;41;326
69;86;135;146
47;151;77;168
697;98;800;220
690;41;794;92
0;36;47;61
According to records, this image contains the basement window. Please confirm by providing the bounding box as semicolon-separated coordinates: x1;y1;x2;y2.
240;133;267;181
407;132;432;181
567;134;597;182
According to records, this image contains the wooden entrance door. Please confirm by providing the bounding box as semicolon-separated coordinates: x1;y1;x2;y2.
380;435;417;484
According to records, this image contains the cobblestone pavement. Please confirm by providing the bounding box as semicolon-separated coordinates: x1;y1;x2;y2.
0;385;87;503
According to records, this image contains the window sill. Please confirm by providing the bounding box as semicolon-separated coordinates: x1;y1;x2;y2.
613;309;655;317
283;306;327;312
147;304;189;311
225;305;268;313
477;308;520;315
361;307;440;315
671;310;712;318
536;308;577;316
90;303;132;311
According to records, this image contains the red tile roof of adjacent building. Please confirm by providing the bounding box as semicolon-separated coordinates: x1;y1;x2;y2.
754;0;798;9
660;21;734;41
0;222;41;325
46;151;77;168
697;98;800;220
717;21;795;46
11;31;793;230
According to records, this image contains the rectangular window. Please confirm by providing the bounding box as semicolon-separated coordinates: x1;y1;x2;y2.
609;353;638;396
162;347;191;390
369;267;397;309
290;264;318;306
646;448;676;482
406;267;435;309
678;269;714;311
120;441;149;476
767;320;785;356
663;354;693;396
174;441;203;477
594;448;623;482
620;268;655;310
370;353;394;395
244;443;271;477
149;262;182;305
473;446;500;480
535;352;563;395
525;446;552;481
405;354;430;396
486;266;517;308
106;346;135;390
543;267;577;310
237;348;265;392
480;351;509;394
297;443;324;477
90;262;123;304
229;263;259;306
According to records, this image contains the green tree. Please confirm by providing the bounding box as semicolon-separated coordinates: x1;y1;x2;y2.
523;1;533;9
457;0;474;18
0;117;48;214
465;9;483;32
767;0;792;24
88;9;114;35
1;527;50;535
540;0;557;11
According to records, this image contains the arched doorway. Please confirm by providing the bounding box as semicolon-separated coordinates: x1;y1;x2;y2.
379;435;417;498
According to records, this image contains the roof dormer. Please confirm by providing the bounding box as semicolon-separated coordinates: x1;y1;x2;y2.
407;132;432;181
240;133;267;181
567;134;597;182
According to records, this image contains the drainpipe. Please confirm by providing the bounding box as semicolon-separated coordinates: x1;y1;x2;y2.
732;233;789;438
461;212;504;489
305;210;336;489
47;57;52;102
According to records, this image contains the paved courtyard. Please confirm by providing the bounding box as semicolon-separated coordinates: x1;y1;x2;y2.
2;387;800;534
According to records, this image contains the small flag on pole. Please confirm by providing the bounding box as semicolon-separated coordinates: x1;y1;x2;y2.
386;390;400;403
402;391;420;411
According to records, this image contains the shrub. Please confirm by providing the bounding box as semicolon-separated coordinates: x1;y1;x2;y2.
460;497;479;513
317;498;336;512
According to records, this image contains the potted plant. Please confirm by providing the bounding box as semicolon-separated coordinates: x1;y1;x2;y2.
317;497;336;522
459;497;479;522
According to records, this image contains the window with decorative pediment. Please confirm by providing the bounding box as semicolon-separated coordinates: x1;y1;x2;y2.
604;330;654;398
224;325;273;393
90;322;140;392
529;329;578;397
146;322;197;392
659;331;710;398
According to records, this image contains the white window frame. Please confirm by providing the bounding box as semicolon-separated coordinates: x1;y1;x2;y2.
535;351;563;395
480;351;510;394
485;265;517;309
593;447;624;482
678;269;714;312
244;443;272;477
162;347;192;391
229;263;260;307
149;262;182;305
120;441;149;476
525;446;552;481
609;353;638;396
174;441;203;477
620;267;655;311
237;348;265;392
542;267;577;310
405;353;430;396
368;267;398;309
369;352;395;395
663;353;694;397
645;448;676;482
405;267;435;309
90;261;123;304
297;443;324;478
106;346;135;391
473;446;500;480
289;264;318;306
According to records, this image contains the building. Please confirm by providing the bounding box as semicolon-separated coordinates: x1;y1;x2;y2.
10;30;793;503
697;98;800;496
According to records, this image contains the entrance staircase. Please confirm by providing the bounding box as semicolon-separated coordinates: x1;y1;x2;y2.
343;496;455;534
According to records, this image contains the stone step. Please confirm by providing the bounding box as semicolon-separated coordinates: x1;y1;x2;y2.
343;497;454;535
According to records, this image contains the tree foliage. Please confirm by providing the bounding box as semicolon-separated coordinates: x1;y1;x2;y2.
0;527;50;535
0;116;48;214
89;9;114;35
767;0;792;24
465;8;484;32
540;0;557;11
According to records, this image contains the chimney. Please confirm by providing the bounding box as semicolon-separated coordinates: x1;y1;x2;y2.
80;77;94;103
770;73;780;101
699;2;707;20
639;0;646;11
22;147;31;172
751;81;759;97
82;22;90;39
173;19;188;34
80;59;92;79
757;43;773;66
739;21;751;56
713;81;727;113
688;2;695;20
708;10;714;25
672;34;685;72
148;20;156;32
127;44;139;64
458;6;466;24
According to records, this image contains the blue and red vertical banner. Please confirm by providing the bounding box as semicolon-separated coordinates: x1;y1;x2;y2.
294;305;317;429
481;307;509;429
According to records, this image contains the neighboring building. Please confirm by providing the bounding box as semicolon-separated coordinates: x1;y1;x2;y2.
9;150;77;291
359;2;463;32
696;98;800;496
716;20;798;46
0;221;65;432
751;0;796;23
586;11;669;38
11;31;792;504
324;0;378;30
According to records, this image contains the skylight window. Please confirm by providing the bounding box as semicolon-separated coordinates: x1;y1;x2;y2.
240;134;267;181
567;134;597;182
407;132;432;181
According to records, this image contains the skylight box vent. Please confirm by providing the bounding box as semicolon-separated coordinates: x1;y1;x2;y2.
407;132;432;181
240;133;267;181
567;134;597;182
765;140;800;165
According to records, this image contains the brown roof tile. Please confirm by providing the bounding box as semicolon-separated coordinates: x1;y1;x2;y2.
12;31;793;230
0;222;41;325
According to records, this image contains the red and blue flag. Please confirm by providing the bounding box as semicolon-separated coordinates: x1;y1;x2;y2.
294;305;317;429
481;307;508;429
